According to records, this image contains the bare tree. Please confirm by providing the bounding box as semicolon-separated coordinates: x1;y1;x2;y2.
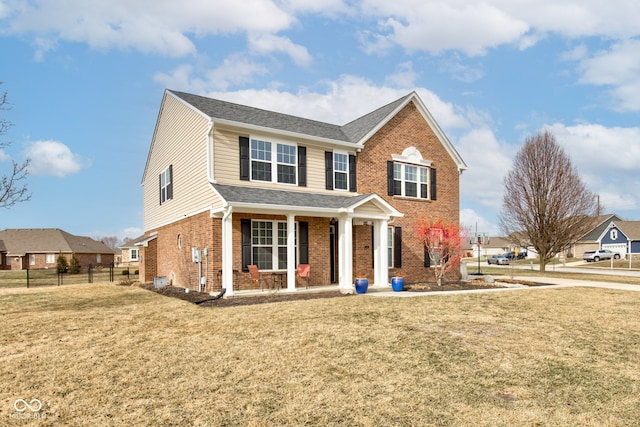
0;83;30;208
98;236;120;250
499;130;598;272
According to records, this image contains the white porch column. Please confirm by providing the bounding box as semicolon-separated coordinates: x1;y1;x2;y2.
339;215;353;290
286;213;296;291
373;219;389;287
221;208;234;296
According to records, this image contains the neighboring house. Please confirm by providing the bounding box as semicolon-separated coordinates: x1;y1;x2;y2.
472;236;529;259
117;235;146;267
140;90;467;295
0;228;115;270
569;214;623;257
597;221;640;258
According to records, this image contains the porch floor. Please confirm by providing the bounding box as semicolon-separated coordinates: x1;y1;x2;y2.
221;284;391;299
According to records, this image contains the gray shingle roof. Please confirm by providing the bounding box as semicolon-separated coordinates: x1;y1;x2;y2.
614;221;640;240
213;184;372;210
169;90;413;144
0;229;115;255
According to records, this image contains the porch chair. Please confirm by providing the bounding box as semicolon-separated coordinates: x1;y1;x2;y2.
248;265;268;291
297;264;310;289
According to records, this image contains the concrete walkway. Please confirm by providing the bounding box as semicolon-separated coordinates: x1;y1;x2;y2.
366;276;640;298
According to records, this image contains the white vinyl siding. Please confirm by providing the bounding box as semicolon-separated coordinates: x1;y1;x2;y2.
143;93;219;231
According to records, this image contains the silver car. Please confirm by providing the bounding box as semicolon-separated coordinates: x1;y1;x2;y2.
487;254;509;265
583;249;620;262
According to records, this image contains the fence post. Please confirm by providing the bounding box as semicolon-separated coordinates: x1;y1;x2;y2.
26;266;29;288
110;262;114;282
88;264;93;284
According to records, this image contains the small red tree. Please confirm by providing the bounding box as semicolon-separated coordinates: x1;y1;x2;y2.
416;217;467;286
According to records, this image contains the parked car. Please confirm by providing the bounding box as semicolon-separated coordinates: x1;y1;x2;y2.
504;251;528;260
583;249;620;262
487;254;509;265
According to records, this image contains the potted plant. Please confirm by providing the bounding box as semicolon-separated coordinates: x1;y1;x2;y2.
391;275;405;292
354;276;369;294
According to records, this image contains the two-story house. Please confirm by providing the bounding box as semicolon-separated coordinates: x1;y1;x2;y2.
140;90;467;296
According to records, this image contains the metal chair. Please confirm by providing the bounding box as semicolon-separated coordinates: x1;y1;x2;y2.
297;264;310;288
248;265;267;291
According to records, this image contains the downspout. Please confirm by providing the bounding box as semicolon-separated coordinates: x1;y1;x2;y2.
220;205;233;295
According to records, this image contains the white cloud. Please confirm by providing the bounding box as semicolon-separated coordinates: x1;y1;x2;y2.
0;149;9;162
248;33;312;67
385;62;419;87
576;39;640;111
3;0;294;57
547;123;640;213
460;208;499;235
24;140;88;177
359;1;640;55
457;128;514;211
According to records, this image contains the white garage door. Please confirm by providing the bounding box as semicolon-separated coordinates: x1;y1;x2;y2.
603;244;627;257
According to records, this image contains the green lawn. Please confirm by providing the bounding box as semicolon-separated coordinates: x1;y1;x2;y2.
1;283;639;425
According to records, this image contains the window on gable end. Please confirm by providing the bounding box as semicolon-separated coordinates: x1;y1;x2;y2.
160;165;173;205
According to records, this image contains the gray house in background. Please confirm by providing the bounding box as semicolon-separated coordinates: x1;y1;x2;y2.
0;228;115;270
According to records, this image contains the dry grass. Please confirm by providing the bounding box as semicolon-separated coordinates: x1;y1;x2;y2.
1;284;640;426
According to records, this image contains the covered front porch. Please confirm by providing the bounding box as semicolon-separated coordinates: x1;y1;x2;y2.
210;184;402;297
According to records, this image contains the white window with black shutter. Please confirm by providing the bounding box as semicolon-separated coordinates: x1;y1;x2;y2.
241;219;309;271
239;136;306;187
325;150;357;192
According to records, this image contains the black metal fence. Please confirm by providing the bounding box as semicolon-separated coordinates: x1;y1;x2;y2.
0;264;139;288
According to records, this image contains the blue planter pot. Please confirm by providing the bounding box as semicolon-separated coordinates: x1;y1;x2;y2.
391;277;405;292
355;278;369;294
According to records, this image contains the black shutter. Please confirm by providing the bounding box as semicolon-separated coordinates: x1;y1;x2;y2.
299;221;309;264
325;151;333;190
424;244;431;267
430;168;437;200
239;137;250;181
348;154;357;192
298;146;307;187
387;161;394;196
159;173;162;205
241;219;252;272
167;165;173;200
394;227;402;268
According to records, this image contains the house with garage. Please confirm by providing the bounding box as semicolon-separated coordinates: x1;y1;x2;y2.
139;89;467;295
0;228;115;270
596;221;640;258
117;235;145;267
569;214;622;257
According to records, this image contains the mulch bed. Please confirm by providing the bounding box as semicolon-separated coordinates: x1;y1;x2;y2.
136;277;550;308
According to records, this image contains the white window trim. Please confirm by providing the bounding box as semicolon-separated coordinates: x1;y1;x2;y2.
251;220;298;271
250;137;298;185
333;150;349;191
130;248;139;261
160;165;172;205
387;226;394;268
394;162;430;199
46;253;56;264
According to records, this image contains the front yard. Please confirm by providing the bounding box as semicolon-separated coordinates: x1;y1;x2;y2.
1;283;639;426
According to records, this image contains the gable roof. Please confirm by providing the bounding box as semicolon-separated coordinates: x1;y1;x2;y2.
211;184;402;218
164;89;467;171
118;234;148;249
0;229;115;256
578;214;624;241
610;221;640;240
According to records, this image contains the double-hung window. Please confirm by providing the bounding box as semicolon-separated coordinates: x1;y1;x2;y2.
130;249;139;261
387;227;394;268
160;165;173;204
250;138;297;184
251;220;297;270
46;254;55;264
392;163;429;199
334;152;348;190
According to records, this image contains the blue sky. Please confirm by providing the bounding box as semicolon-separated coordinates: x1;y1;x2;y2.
1;1;639;242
